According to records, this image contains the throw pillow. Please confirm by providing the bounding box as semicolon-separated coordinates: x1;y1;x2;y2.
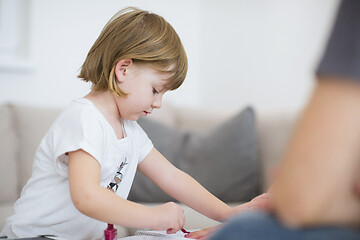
128;107;260;203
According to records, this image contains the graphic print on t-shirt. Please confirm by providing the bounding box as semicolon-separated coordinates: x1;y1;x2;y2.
107;157;128;193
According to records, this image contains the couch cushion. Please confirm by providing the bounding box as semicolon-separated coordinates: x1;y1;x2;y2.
0;202;14;230
11;104;61;192
129;107;260;203
0;104;18;203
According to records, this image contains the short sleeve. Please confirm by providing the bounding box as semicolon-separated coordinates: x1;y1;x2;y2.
52;106;105;174
316;0;360;81
134;121;153;163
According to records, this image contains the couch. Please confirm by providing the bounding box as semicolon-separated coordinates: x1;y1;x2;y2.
0;103;299;238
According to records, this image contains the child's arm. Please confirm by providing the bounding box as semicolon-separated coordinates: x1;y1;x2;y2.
68;149;185;232
137;148;233;222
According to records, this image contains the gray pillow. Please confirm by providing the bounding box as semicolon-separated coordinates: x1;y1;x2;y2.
129;107;260;202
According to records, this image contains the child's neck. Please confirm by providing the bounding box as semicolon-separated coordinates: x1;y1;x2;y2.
84;90;125;139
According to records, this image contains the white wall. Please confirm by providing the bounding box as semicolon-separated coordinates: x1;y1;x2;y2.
0;0;339;115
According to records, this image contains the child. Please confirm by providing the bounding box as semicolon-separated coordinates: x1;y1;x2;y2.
1;7;269;240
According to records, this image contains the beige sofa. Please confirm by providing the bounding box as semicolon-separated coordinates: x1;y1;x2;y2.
0;103;299;238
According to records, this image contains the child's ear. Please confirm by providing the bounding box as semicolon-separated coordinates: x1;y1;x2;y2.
115;59;133;83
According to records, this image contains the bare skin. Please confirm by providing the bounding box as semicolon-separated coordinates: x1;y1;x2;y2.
272;77;360;228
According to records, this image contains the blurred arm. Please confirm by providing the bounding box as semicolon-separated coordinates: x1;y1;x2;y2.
272;77;360;228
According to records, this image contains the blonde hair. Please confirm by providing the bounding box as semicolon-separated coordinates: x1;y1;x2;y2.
78;7;188;96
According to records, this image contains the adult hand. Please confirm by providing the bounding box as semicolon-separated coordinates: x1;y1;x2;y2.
184;226;218;239
231;193;273;216
185;193;273;239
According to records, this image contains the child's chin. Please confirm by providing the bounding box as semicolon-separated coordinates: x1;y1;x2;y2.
132;115;143;121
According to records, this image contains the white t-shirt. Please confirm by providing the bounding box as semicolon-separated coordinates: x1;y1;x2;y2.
1;98;153;240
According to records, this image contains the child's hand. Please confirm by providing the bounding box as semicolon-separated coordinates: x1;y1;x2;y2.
152;202;185;234
231;193;273;216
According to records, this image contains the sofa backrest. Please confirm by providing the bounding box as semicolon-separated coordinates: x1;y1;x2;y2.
11;104;62;192
0;104;19;203
0;104;61;203
0;103;298;202
257;111;299;190
149;106;299;191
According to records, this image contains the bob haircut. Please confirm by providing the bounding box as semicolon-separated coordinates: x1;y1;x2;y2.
78;7;188;96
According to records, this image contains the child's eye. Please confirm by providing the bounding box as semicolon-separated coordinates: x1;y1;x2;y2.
152;87;159;94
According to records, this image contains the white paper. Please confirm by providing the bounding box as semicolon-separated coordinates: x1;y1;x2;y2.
118;229;196;240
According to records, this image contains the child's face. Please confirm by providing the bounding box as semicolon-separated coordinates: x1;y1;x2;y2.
115;62;170;121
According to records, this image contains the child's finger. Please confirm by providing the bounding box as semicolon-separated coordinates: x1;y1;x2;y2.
166;228;177;234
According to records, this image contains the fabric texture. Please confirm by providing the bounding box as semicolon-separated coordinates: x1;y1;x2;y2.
210;211;360;240
0;105;18;203
11;104;62;189
1;98;153;240
129;106;260;203
316;0;360;81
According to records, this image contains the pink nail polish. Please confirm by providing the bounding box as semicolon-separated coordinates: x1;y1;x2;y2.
104;223;117;240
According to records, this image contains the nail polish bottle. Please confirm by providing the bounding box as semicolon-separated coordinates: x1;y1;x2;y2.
104;223;117;240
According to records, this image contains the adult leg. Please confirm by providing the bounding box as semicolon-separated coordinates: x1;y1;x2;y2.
210;211;360;240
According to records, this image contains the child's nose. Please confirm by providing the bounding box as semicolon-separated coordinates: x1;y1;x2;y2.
152;96;162;109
